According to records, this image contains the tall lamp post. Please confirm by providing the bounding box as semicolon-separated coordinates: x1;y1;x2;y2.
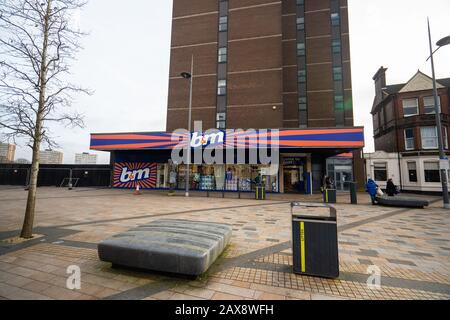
180;55;194;197
427;19;450;209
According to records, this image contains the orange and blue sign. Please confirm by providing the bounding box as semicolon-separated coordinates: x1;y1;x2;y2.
91;128;364;151
113;162;157;189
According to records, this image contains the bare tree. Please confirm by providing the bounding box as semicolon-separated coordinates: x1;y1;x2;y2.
0;0;90;238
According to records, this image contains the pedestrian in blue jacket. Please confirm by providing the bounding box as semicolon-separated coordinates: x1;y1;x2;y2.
365;178;379;205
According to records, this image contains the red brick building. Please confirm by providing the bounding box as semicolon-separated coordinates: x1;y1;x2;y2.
89;0;365;194
167;0;354;131
165;0;364;192
372;68;450;154
369;67;450;192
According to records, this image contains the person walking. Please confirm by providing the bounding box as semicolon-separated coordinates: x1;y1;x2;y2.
365;178;379;205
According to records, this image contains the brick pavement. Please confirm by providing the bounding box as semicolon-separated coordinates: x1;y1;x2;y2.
0;187;449;300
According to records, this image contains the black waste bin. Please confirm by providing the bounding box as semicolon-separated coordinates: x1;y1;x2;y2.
255;186;265;200
291;202;339;278
323;189;337;204
349;182;358;204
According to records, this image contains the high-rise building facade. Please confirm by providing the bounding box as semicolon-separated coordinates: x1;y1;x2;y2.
166;0;353;131
75;152;98;165
90;0;365;193
0;143;16;163
39;149;63;165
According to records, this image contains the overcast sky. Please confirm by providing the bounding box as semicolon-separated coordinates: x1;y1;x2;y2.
8;0;450;164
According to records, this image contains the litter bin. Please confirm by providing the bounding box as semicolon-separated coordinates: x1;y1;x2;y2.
349;182;358;204
255;186;265;200
291;202;339;278
323;189;337;204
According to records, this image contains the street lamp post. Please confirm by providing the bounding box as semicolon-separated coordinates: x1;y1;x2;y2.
180;55;194;197
427;19;450;209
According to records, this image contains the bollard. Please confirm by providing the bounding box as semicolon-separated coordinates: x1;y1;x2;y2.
350;182;358;204
238;178;241;199
68;169;73;190
255;186;265;200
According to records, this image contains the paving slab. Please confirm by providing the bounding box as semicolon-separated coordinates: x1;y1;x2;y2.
0;187;448;300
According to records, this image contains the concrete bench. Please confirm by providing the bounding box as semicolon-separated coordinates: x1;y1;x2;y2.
377;196;429;208
97;219;232;276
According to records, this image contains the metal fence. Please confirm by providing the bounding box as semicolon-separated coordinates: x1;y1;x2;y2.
0;164;112;187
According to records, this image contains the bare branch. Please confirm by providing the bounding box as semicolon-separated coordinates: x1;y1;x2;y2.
0;0;90;148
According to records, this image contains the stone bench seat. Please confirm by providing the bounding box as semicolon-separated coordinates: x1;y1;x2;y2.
377;196;429;208
98;219;232;276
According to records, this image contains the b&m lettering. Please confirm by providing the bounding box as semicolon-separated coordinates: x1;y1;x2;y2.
190;131;225;148
120;167;150;183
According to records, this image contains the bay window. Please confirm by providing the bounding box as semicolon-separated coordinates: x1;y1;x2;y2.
421;127;438;149
423;96;441;114
424;162;440;183
402;99;418;117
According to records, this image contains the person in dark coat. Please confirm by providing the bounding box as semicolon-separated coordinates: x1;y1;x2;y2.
365;178;379;205
325;176;334;189
386;179;397;197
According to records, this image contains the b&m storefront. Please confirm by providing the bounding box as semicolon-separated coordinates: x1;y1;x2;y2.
90;128;365;194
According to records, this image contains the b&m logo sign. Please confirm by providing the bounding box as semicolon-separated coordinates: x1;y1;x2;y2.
113;162;157;189
190;131;225;148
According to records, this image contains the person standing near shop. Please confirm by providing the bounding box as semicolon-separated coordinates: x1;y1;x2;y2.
323;175;334;190
386;179;397;197
169;169;177;195
225;167;233;191
193;171;200;190
255;173;263;187
226;168;233;182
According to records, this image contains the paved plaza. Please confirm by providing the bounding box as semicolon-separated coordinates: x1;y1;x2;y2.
0;186;449;300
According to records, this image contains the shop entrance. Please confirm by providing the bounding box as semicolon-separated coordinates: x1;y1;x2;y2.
327;158;353;192
283;157;306;193
334;169;353;191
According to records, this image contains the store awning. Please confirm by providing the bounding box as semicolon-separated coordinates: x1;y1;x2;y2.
90;127;365;152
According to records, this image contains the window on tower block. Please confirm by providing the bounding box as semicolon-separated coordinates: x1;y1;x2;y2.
296;17;305;30
297;69;306;83
332;39;341;53
219;16;228;32
217;80;227;95
334;95;344;110
333;67;342;81
297;43;305;56
299;96;307;111
218;47;227;63
331;13;340;26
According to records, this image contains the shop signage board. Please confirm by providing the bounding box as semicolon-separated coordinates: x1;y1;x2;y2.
283;157;305;166
90;128;365;151
113;162;157;189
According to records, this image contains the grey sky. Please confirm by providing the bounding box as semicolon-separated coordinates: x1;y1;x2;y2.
10;0;450;164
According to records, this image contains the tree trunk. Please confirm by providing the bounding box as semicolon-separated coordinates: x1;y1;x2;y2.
20;0;51;239
20;141;40;238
